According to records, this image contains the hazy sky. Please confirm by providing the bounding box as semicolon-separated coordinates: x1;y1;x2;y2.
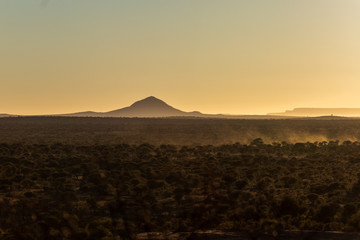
1;0;360;115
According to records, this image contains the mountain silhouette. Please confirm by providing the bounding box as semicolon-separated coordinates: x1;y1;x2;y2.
64;96;204;118
59;96;301;118
0;97;299;119
105;96;190;117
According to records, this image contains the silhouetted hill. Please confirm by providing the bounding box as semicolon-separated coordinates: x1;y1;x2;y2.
105;96;194;117
61;111;103;117
61;96;293;119
269;108;360;117
62;96;203;118
1;97;301;119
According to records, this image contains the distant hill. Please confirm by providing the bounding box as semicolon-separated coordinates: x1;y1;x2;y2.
63;96;204;118
5;97;338;119
105;96;201;117
269;108;360;117
61;111;103;117
62;96;290;119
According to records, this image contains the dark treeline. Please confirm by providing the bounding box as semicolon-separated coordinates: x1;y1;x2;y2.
1;117;360;145
1;140;360;239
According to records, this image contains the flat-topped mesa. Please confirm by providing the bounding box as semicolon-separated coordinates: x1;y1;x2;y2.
269;108;360;117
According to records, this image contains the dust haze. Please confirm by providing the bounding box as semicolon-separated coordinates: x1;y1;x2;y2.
1;117;360;145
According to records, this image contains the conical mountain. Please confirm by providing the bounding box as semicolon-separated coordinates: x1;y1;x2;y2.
63;96;275;118
105;96;190;117
4;96;293;119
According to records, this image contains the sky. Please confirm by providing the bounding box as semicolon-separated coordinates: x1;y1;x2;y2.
1;0;360;115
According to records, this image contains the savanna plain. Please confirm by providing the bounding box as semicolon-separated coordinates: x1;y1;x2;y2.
2;117;360;239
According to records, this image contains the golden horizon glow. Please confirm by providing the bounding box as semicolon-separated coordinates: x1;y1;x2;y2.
1;0;360;115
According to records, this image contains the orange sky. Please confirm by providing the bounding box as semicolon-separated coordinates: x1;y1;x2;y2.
1;0;360;115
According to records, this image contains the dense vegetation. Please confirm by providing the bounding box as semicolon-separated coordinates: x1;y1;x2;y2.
2;139;360;239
